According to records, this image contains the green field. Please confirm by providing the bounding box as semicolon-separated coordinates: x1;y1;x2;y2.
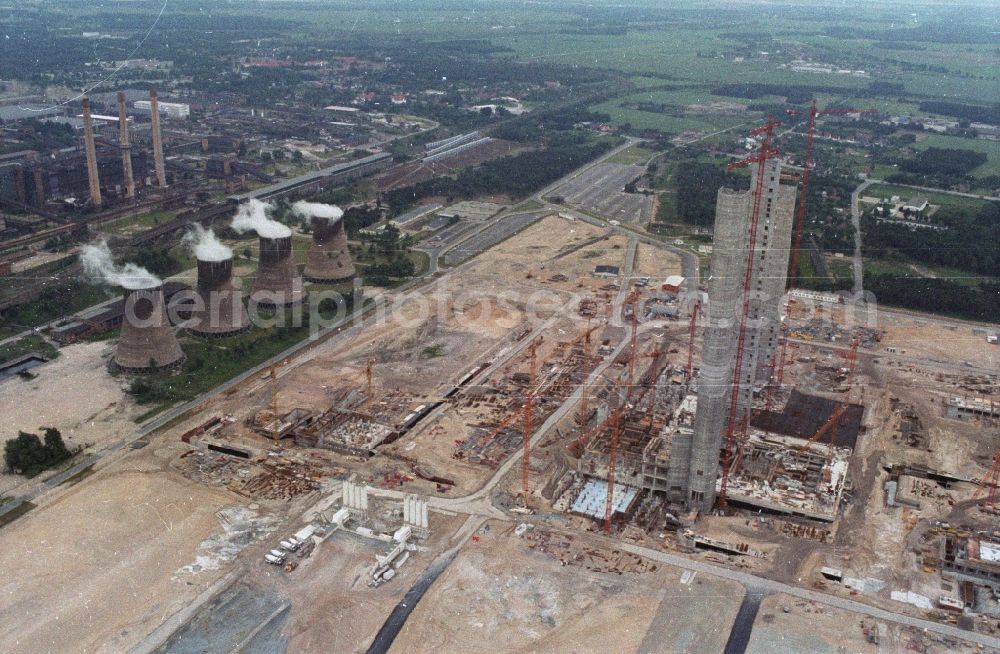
605;145;656;165
0;335;60;367
100;211;177;237
864;184;995;211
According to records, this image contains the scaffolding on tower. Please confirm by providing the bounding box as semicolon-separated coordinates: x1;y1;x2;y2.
718;117;783;509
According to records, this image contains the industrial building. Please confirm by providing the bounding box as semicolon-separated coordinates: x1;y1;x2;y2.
0;91;166;211
134;99;191;118
666;156;797;511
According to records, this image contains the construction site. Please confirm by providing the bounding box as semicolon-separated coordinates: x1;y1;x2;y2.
2;110;1000;654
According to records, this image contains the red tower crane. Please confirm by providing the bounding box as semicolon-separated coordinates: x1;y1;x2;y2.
603;402;624;533
763;328;789;412
717;116;782;509
686;299;700;382
577;319;601;436
975;452;1000;514
785;101;875;287
599;289;642;529
522;336;542;494
797;330;861;453
365;353;376;411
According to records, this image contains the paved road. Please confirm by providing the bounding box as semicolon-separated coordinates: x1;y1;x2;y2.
876;181;1000;202
611;538;1000;650
723;588;768;654
366;515;484;654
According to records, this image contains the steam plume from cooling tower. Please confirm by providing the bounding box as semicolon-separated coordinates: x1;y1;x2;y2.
182;224;232;262
81;240;161;290
231;199;292;239
291;200;344;224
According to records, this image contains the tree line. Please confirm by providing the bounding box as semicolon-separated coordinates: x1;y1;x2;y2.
863;202;1000;278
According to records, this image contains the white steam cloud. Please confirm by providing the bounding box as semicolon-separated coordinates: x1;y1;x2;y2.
291;200;344;224
183;224;232;262
80;240;161;290
231;199;292;239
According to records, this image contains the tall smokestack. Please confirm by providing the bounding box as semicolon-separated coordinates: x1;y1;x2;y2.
189;257;251;337
149;87;167;188
113;286;186;374
81;97;102;208
251;235;306;307
305;218;355;283
32;168;45;209
117;91;135;199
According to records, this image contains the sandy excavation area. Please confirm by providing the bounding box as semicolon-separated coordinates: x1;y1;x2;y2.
0;341;141;495
265;511;469;652
633;243;683;280
746;593;984;654
877;312;1000;367
390;522;745;654
0;441;251;654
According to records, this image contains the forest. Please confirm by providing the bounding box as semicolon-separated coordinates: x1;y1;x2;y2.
899;147;987;177
862;201;1000;278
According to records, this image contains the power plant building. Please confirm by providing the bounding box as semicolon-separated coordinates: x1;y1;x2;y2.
134;100;191;118
665;158;796;512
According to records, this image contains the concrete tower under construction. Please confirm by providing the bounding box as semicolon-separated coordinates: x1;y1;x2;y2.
666;157;796;512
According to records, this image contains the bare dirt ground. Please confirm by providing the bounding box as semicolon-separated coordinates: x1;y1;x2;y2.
746;593;983;654
0;441;247;654
878;313;999;366
269;510;468;653
0;341;141;496
633;243;683;280
389;521;745;654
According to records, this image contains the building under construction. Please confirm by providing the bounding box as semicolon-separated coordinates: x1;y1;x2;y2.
666;155;797;512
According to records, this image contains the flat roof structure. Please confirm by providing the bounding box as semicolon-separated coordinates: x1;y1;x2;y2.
228;152;391;203
570;479;639;519
436;200;504;221
751;390;864;448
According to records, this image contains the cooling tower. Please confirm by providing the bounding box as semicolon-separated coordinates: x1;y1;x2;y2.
112;286;186;374
188;257;251;337
251;235;306;307
304;218;355;283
